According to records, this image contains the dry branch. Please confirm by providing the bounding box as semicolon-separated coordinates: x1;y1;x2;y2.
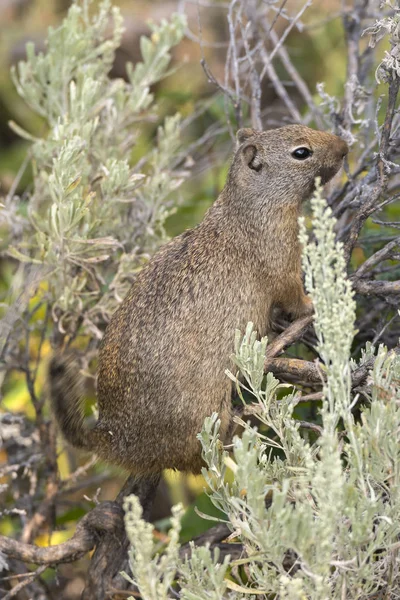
267;357;324;384
351;279;400;296
0;502;122;565
264;316;314;360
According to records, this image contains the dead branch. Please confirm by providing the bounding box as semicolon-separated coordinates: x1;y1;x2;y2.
265;315;314;361
267;357;324;384
0;502;122;565
179;523;232;559
352;237;400;278
2;565;47;600
342;75;400;265
351;279;400;296
261;21;325;128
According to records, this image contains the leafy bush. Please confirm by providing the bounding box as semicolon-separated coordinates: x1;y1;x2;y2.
1;0;187;347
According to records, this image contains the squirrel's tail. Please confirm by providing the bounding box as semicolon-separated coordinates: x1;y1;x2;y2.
49;353;161;519
48;352;107;452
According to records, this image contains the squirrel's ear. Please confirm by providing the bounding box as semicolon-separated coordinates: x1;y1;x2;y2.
236;128;258;147
241;143;263;172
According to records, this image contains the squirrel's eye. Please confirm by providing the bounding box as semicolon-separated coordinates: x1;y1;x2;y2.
292;147;312;160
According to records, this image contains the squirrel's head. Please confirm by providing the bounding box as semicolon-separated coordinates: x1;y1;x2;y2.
229;124;348;206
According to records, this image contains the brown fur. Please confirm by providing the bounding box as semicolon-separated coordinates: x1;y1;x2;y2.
49;125;348;478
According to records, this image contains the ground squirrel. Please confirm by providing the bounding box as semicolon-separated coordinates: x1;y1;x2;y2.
49;125;348;502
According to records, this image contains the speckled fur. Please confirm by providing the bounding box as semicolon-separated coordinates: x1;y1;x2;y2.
49;125;348;476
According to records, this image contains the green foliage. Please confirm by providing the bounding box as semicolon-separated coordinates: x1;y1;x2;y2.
179;545;232;600
1;0;187;336
123;183;400;599
10;1;123;124
299;178;356;425
123;496;236;600
122;496;183;600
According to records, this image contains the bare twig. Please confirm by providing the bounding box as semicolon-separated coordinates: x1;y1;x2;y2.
297;391;324;402
240;19;262;129
343;75;400;265
351;279;400;296
266;357;324;384
180;523;232;559
264;0;312;64
226;0;243;128
297;420;323;435
265;315;314;361
352;236;400;279
262;22;325;128
257;43;302;123
2;565;47;600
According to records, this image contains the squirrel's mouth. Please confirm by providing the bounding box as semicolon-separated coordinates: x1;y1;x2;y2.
319;161;344;185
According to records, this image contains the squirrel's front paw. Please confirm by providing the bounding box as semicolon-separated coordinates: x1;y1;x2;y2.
292;296;314;319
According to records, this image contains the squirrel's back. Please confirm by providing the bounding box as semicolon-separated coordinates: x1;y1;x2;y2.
97;211;272;473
